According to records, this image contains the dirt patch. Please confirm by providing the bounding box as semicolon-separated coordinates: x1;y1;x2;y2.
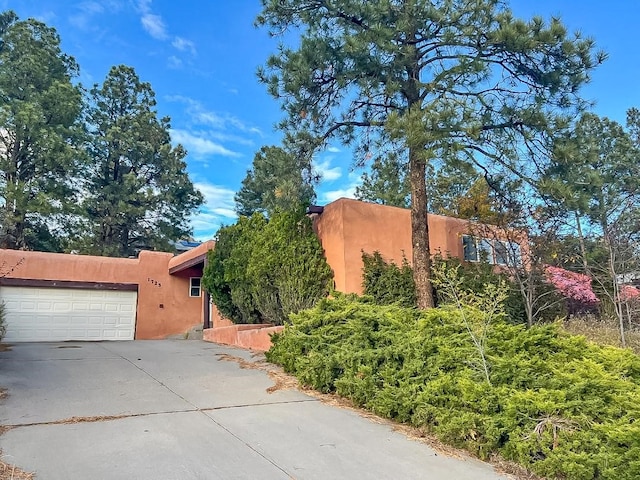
0;344;12;352
265;370;300;393
0;388;7;401
43;415;129;425
0;452;35;480
216;353;270;371
216;353;300;394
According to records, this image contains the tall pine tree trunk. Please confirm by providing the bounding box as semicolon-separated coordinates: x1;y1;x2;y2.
410;147;434;309
405;30;434;310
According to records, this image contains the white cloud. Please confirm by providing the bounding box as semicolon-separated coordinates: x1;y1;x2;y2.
195;182;236;213
35;11;57;23
206;131;255;147
167;55;183;69
141;13;167;40
171;129;240;158
320;174;363;203
137;0;152;12
211;207;237;218
79;1;104;14
314;158;342;182
193;111;226;129
327;146;341;153
69;1;121;29
322;187;358;203
172;37;196;55
166;95;262;139
191;182;238;240
136;1;198;57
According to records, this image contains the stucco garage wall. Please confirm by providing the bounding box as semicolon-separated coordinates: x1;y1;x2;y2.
0;248;203;339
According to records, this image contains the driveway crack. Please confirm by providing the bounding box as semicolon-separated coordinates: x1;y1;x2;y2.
199;407;297;479
98;343;201;411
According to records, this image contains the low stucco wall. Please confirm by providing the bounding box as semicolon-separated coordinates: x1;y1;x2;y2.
203;324;284;351
0;248;204;339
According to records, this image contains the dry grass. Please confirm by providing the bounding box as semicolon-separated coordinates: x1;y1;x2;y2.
0;389;7;401
563;318;640;355
0;452;34;480
216;353;271;371
2;414;134;430
0;401;34;480
216;352;538;479
0;344;12;352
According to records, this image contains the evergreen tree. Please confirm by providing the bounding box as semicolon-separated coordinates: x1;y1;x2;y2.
235;145;316;216
257;0;602;308
0;11;83;250
546;112;640;344
77;65;203;257
355;154;410;208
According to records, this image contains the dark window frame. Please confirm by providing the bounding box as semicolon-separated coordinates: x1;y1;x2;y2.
189;277;202;297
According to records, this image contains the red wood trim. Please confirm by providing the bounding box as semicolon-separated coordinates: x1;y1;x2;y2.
168;253;207;275
0;278;138;291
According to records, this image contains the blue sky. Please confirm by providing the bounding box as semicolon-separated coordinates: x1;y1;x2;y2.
3;1;639;240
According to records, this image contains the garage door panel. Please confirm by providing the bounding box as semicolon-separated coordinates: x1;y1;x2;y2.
0;286;137;342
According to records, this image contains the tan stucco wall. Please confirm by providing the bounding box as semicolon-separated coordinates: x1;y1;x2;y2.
0;248;204;339
203;324;283;351
314;198;518;295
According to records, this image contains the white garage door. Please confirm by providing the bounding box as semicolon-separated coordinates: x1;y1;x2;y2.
0;286;137;342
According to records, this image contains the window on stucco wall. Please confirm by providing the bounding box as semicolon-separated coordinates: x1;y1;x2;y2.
462;235;521;266
189;277;202;297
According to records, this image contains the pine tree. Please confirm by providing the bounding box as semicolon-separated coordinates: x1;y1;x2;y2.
257;0;603;307
77;65;203;257
0;12;83;250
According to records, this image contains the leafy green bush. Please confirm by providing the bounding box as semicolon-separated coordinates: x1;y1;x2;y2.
361;250;529;322
432;254;530;324
267;296;640;479
247;212;333;324
202;215;263;324
202;210;333;325
362;251;416;307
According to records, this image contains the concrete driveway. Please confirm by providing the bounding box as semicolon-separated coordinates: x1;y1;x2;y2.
0;341;509;479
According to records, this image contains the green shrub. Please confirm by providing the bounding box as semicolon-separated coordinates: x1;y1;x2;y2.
432;254;531;324
267;296;640;479
202;216;263;324
361;250;536;324
247;212;333;324
202;210;333;325
362;251;416;307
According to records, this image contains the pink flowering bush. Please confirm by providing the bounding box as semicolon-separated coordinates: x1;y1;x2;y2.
545;266;600;306
620;285;640;302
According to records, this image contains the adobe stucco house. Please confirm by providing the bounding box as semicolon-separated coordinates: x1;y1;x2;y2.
0;241;222;342
0;198;523;342
314;198;524;294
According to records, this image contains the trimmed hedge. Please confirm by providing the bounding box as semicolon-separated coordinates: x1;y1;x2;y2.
267;296;640;479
